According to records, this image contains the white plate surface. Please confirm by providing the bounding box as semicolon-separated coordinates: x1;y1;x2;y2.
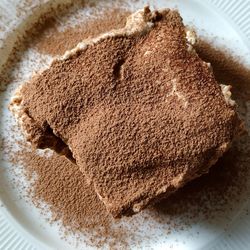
0;0;250;249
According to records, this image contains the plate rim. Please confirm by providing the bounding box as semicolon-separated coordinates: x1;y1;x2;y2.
0;0;250;249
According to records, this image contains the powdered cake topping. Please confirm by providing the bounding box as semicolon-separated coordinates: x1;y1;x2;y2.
10;7;244;217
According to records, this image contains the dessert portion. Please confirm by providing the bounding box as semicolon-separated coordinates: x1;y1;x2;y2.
10;7;244;218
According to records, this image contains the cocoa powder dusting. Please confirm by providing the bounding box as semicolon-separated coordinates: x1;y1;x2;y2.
20;151;123;247
1;3;250;249
34;8;131;56
24;153;110;231
153;39;250;219
18;9;243;217
20;39;250;246
195;39;250;104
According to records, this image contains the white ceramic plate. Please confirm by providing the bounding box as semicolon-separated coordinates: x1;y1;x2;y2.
0;0;250;249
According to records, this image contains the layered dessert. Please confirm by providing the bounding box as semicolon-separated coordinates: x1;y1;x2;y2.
10;7;244;217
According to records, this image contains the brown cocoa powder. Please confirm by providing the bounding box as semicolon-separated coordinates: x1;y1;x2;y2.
20;151;124;247
153;39;250;220
34;8;131;56
1;2;250;249
4;40;250;250
195;39;250;105
24;153;111;231
18;8;243;217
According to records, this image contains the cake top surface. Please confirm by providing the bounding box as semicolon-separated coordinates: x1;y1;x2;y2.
12;7;242;217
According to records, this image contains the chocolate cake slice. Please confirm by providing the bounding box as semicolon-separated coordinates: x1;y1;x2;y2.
10;7;244;217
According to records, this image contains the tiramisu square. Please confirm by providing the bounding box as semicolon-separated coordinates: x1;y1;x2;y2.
10;7;244;217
